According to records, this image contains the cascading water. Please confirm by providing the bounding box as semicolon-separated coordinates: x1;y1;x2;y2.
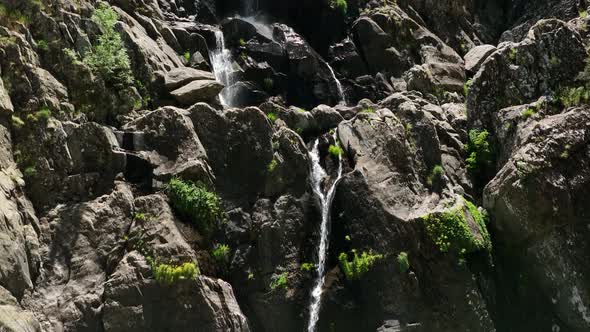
307;132;344;332
210;30;236;106
325;63;347;106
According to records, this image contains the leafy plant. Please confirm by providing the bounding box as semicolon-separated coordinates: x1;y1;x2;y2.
330;0;348;15
300;262;315;272
328;144;343;157
397;252;410;273
239;38;246;46
11;115;24;129
521;108;536;119
36;40;49;52
82;4;134;86
211;244;231;264
338;250;383;280
182;51;190;62
465;129;495;185
166;178;223;236
152;262;199;285
133;212;149;222
270;272;288;290
267;112;278;123
463;79;472;96
423;198;491;258
23;166;37;177
360;108;375;114
557;86;590;107
267;158;278;173
35;107;52;122
427;165;444;186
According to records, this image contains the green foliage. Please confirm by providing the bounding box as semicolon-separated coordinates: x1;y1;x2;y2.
465;129;494;184
36;40;49;52
11;115;24;129
296;107;307;113
0;4;30;24
23;166;37;177
211;244;231;264
508;48;518;61
557;86;590;107
300;262;315;272
270;272;288;290
267;158;278;173
463;79;472;96
133;212;149;222
397;252;410;273
152;262;199;285
360;108;375;114
427;165;444;186
83;4;133;86
166;178;223;236
338;250;383;280
267;112;278;123
263;77;274;91
239;38;246;46
182;51;190;62
330;0;348;15
35;107;52;122
328;144;343;157
521;108;536;119
423;198;491;258
580;10;588;18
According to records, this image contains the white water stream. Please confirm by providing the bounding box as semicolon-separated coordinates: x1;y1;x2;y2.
307;132;344;332
210;30;236;106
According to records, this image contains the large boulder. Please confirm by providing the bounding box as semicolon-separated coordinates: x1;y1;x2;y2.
164;67;216;91
0;286;40;332
467;19;586;130
484;107;590;332
171;79;224;105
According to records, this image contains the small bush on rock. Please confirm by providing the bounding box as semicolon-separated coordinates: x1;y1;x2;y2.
166;178;223;236
152;261;199;285
83;4;133;86
465;129;495;185
211;244;231;264
397;252;410;273
300;262;315;272
338;249;383;280
270;272;288;291
330;0;348;15
328;144;343;157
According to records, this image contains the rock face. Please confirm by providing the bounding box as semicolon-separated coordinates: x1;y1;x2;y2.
2;0;590;332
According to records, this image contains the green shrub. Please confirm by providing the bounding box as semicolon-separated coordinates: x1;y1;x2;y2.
267;112;278;122
463;79;472;96
521;108;536;118
328;144;343;157
397;252;410;273
427;165;444;186
23;166;37;177
152;262;199;285
465;129;494;185
558;86;590;107
35;107;51;122
182;51;190;62
423;198;491;258
11;115;24;129
36;40;49;52
270;272;288;290
338;250;383;280
211;244;231;264
580;10;588;18
239;38;246;46
133;212;149;222
300;262;315;272
330;0;348;15
267;158;278;173
166;178;223;236
360;108;375;114
83;4;133;86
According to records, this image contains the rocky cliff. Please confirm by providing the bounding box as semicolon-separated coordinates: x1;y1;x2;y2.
1;0;589;331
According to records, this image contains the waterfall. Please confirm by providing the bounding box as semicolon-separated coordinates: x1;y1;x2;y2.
243;0;258;16
210;30;236;107
325;62;347;106
307;132;344;332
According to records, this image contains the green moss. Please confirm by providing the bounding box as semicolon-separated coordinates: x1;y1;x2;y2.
83;4;134;86
465;129;495;185
211;244;231;264
182;51;190;62
427;165;444;186
267;112;278;123
521;108;536;118
36;40;49;52
152;262;199;285
23;166;37;177
11;115;24;129
423;198;491;258
270;272;288;290
328;144;343;157
397;251;410;273
35;107;52;122
463;79;472;97
330;0;348;15
338;249;383;280
133;212;150;222
238;38;246;46
360;108;375;114
267;158;278;173
580;10;588;18
166;178;223;236
300;262;315;272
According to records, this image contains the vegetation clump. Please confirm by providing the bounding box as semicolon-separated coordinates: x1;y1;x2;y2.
330;0;348;15
211;244;231;264
300;262;315;272
267;158;278;173
427;165;444;186
397;252;410;273
267;112;278;123
152;261;199;285
270;272;288;291
328;144;343;157
465;129;495;185
83;4;134;86
338;249;383;280
423;198;491;258
166;178;223;236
